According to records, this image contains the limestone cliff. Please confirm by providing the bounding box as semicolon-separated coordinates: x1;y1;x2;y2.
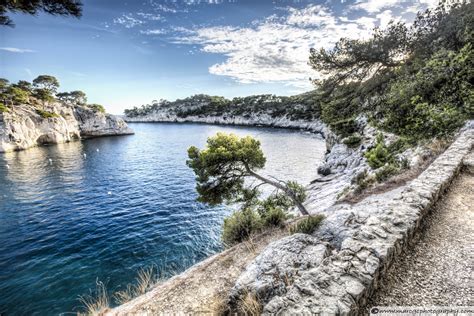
0;102;133;153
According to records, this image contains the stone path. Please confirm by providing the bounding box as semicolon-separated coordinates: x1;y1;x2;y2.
367;171;474;308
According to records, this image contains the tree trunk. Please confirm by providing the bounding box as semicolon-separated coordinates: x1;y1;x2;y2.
245;165;310;216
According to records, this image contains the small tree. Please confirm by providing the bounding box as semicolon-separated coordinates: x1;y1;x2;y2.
33;75;60;94
33;88;55;105
187;133;310;215
6;86;29;104
57;90;87;105
14;80;33;93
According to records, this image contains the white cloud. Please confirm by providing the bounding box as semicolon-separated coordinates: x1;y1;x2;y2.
140;29;167;35
136;12;164;21
174;4;375;86
377;10;396;28
113;14;144;28
351;0;402;13
351;0;440;14
0;47;36;53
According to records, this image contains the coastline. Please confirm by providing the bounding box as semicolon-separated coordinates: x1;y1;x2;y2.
109;115;473;314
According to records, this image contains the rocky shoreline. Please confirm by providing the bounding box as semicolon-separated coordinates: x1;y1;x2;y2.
0;102;134;153
113;114;474;314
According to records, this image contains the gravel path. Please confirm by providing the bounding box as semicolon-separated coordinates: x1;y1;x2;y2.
367;171;474;308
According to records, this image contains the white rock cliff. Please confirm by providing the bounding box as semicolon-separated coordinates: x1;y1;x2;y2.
0;102;133;153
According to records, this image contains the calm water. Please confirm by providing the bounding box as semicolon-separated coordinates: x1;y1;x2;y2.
0;123;325;315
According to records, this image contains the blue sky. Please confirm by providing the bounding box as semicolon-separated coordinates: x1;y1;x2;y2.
0;0;438;114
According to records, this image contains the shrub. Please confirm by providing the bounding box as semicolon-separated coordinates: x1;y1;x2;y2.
36;109;59;119
261;207;287;227
89;104;106;113
222;208;262;246
343;134;362;148
7;86;29;104
289;215;324;235
375;164;399;182
33;88;55;103
0;102;8;113
364;134;391;169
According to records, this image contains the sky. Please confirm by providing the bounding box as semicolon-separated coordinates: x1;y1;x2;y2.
0;0;438;114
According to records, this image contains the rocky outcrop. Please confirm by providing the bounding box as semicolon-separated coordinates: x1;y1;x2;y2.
0;103;133;153
231;127;473;314
230;234;330;306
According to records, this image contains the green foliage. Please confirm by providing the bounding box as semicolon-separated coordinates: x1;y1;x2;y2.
124;91;322;122
36;109;59;119
88;103;106;113
260;207;288;228
222;208;262;246
375;165;399;182
343;134;362;148
309;1;473;140
33;75;60;94
33;88;55;103
286;181;307;204
351;170;376;194
364;134;391;169
0;102;9;113
13;80;32;93
0;78;9;92
378;44;472;139
57;90;87;105
256;192;292;227
187;133;310;216
6;86;29;104
289;215;325;235
187;133;266;205
1;0;82;27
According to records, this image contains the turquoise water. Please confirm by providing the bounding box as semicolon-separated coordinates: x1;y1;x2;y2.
0;123;325;315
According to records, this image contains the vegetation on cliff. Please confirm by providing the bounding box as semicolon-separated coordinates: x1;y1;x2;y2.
0;75;108;115
310;0;473;141
124;91;321;122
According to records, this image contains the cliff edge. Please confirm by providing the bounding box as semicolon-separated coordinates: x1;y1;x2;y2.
0;102;133;153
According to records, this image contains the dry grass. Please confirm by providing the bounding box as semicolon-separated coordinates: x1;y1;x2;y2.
205;293;230;316
78;280;110;316
238;292;262;316
114;267;155;305
243;235;259;255
427;138;450;155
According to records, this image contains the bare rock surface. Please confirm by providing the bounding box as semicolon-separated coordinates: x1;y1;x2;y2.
230;234;330;305
0;103;133;152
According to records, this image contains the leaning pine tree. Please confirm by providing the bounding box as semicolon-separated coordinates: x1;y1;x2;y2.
186;133;310;216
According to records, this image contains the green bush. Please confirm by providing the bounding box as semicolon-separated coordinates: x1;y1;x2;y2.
343;134;362;148
36;109;59;119
0;102;9;113
261;207;288;227
375;164;399;182
89;104;106;113
364;134;391;169
289;215;324;235
33;88;55;103
7;86;29;104
222;208;262;246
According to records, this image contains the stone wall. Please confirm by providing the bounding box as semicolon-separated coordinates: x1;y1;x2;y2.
230;127;473;314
